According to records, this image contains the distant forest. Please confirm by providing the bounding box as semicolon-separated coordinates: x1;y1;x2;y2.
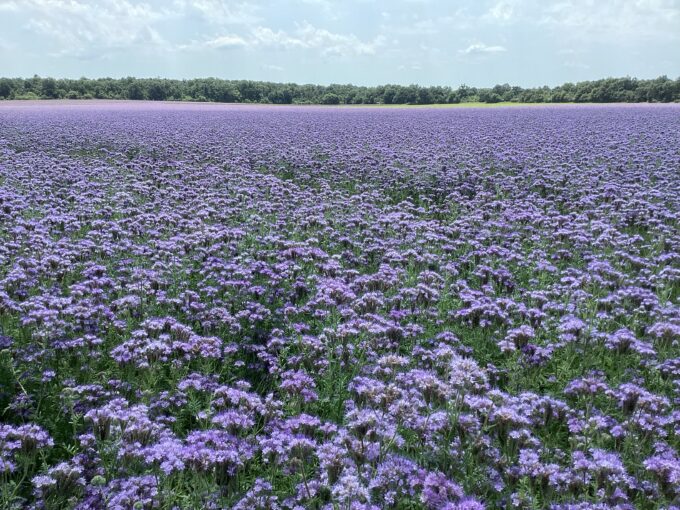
1;75;679;104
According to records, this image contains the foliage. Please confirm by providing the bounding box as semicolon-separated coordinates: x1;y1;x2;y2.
0;75;679;104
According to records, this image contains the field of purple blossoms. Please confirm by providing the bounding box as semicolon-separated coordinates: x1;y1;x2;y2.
0;102;679;510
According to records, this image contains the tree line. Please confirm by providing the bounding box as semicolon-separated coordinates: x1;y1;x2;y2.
1;75;679;104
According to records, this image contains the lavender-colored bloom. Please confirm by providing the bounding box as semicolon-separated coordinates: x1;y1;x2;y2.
105;475;159;510
1;423;53;472
1;102;679;509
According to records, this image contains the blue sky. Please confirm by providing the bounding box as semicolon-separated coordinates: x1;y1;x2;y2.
0;0;678;87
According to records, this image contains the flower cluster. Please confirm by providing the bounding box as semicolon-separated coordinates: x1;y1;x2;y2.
0;102;678;509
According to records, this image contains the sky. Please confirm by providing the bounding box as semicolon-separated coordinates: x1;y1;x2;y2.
0;0;678;87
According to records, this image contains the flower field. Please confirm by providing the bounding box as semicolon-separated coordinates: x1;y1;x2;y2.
0;102;679;509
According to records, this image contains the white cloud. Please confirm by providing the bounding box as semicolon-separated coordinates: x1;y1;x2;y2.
539;0;680;41
460;42;507;54
487;1;515;21
293;22;385;56
172;0;262;26
379;10;472;38
18;0;170;58
479;0;679;44
0;1;19;11
252;26;307;49
5;0;675;79
203;34;248;49
192;22;385;58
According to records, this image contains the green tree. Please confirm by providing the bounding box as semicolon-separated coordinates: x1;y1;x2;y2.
147;80;170;101
41;77;58;98
320;93;340;105
0;78;13;98
0;74;678;105
127;80;146;100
